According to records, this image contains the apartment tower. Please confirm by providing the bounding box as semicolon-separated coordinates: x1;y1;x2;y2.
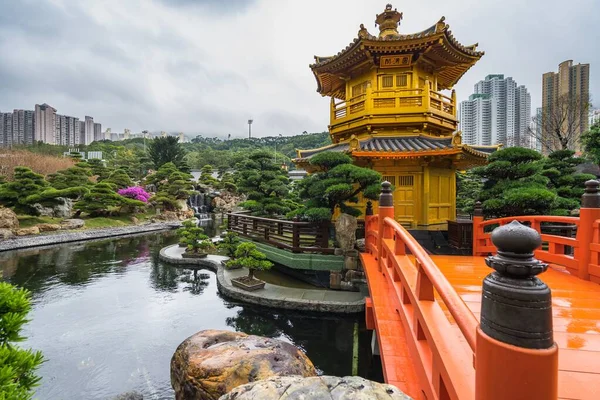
34;103;57;144
541;60;590;153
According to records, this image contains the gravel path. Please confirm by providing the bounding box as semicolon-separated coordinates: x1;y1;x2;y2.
0;222;180;252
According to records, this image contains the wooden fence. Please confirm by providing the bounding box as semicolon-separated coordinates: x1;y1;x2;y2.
227;213;333;254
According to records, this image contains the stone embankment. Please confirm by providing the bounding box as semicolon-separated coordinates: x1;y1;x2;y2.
0;222;178;252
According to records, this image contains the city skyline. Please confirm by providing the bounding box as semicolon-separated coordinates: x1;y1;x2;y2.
0;1;598;137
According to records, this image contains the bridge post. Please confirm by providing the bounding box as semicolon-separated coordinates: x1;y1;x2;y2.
377;182;394;270
472;201;483;256
576;180;600;280
475;220;558;400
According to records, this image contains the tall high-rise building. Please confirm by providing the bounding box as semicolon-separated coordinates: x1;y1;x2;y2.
55;115;80;146
34;103;57;144
11;109;35;145
93;123;102;142
458;94;492;145
84;116;94;145
458;75;531;147
0;112;13;148
515;85;532;148
541;60;590;153
78;121;85;146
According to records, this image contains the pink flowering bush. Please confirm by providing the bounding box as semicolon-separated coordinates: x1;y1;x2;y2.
118;186;151;203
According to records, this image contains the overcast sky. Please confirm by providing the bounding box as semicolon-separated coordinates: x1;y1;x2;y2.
0;0;598;138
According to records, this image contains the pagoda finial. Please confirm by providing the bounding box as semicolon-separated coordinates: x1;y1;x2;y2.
375;4;403;39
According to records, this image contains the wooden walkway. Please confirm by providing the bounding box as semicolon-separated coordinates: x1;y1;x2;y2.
363;253;600;400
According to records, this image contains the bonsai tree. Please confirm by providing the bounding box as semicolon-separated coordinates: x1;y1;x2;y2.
0;282;44;400
226;242;273;280
103;169;133;189
46;165;93;190
218;231;240;258
295;152;381;221
146;163;195;211
74;183;145;217
183;226;215;257
473;147;557;217
235;150;292;217
177;220;196;247
199;164;219;187
0;167;87;214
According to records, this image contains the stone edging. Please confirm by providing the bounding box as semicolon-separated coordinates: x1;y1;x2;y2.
0;222;179;252
159;245;365;314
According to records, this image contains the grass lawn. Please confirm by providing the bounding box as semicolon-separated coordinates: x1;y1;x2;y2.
17;211;156;230
18;215;63;228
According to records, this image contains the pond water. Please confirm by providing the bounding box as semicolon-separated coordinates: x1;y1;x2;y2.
0;232;380;399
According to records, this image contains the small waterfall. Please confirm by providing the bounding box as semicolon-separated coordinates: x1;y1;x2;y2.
188;192;210;220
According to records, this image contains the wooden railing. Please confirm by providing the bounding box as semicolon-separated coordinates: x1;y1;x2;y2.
227;213;332;254
367;210;477;399
331;88;456;122
588;219;600;284
473;216;580;274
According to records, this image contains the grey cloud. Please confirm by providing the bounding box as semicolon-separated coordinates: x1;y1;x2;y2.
158;0;257;13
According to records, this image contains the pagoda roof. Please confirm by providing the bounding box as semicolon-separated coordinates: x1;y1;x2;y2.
294;134;497;164
311;14;483;98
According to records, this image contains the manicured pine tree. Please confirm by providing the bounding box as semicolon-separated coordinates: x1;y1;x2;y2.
74;183;145;217
295;152;381;221
235;150;292;217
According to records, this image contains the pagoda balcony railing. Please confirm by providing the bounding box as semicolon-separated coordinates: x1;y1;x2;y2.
331;88;456;125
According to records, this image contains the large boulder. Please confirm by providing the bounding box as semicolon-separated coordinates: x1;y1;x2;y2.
37;223;62;232
151;211;180;222
60;219;85;230
219;375;411;400
0;207;19;229
0;228;14;240
335;213;358;251
15;227;40;236
171;330;316;400
31;198;73;218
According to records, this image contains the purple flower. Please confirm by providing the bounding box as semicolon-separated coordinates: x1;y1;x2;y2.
118;186;151;203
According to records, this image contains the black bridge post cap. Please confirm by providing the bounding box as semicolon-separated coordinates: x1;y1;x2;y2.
379;181;393;207
473;201;483;217
366;201;373;216
582;179;600;208
481;220;553;349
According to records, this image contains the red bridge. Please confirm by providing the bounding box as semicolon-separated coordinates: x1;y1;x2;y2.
362;181;600;400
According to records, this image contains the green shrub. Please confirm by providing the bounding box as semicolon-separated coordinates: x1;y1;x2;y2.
0;282;44;400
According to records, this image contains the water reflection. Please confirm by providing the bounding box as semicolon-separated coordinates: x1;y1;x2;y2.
0;232;375;399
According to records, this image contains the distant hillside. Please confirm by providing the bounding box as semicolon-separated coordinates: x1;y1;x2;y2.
187;132;331;158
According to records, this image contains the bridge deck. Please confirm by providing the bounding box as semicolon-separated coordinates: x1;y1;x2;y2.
363;254;600;400
432;255;600;400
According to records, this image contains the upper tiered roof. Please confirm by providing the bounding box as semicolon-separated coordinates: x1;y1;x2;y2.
311;4;484;99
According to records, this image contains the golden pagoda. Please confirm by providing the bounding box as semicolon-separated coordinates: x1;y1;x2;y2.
294;4;496;227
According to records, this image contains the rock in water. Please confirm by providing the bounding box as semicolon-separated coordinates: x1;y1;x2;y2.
219;375;412;400
335;213;358;251
171;330;316;400
0;207;19;229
